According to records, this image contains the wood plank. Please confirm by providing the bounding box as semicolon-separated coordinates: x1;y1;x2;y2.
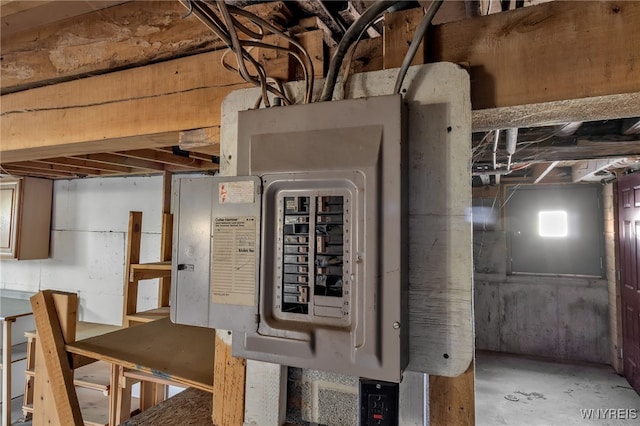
429;362;475;426
129;261;172;270
35;157;135;174
383;7;425;69
1;1;293;92
473;92;640;132
0;1;128;38
113;149;209;169
1;48;251;161
2;1;637;163
125;307;170;324
213;332;246;426
2;166;72;179
179;127;220;151
66;318;214;392
428;1;640;109
159;213;173;307
1;132;181;164
77;154;165;172
131;269;171;282
122;212;142;325
30;290;83;426
6;161;106;177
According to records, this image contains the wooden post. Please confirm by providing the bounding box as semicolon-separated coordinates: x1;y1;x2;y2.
429;361;476;426
122;211;142;327
2;319;13;426
30;290;83;426
212;331;246;426
383;7;426;69
158;212;173;308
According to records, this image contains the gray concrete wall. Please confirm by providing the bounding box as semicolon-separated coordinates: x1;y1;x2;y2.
473;187;611;365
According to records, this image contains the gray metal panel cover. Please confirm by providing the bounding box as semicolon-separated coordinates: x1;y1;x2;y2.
233;94;408;383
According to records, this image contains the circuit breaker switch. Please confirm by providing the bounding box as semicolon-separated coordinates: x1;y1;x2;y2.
316;236;327;252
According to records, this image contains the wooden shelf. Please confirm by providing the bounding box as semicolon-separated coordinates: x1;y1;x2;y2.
129;261;172;282
125;307;170;324
66;318;214;392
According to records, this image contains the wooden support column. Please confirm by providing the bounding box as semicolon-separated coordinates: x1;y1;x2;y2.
31;290;82;426
429;361;476;426
122;211;142;327
212;331;246;426
159;171;173;308
383;7;426;69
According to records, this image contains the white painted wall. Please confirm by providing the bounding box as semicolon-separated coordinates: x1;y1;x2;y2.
0;175;165;325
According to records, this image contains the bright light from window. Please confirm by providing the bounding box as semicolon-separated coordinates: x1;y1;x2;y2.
538;210;568;237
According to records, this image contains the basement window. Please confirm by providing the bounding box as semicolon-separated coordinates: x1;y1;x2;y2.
538;210;568;237
506;184;604;277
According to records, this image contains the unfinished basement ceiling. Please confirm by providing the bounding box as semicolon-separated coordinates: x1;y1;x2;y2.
1;0;639;183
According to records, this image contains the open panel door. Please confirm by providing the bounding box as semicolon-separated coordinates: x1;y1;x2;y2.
618;172;640;394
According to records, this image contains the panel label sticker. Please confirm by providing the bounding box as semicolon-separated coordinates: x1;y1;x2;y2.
219;181;255;204
211;216;256;306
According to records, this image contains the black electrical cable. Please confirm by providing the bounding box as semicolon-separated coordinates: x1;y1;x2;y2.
319;0;396;102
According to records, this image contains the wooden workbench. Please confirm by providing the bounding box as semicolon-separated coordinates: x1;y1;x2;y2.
66;318;214;393
0;290;34;426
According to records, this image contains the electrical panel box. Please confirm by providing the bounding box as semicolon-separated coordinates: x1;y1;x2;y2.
172;94;407;382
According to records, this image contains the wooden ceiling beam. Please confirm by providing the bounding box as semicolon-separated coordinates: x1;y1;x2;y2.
1;2;638;161
0;1;130;38
428;1;640;110
112;149;209;168
1;1;293;93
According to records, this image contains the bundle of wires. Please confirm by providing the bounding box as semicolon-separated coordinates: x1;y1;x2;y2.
180;0;315;107
182;0;444;105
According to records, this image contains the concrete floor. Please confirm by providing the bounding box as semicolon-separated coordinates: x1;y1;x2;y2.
5;352;640;425
476;351;640;426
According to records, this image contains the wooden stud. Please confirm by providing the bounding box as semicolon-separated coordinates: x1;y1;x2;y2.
213;332;246;426
115;366;134;424
122;211;142;326
30;291;83;426
383;7;425;69
429;361;475;426
159;213;173;308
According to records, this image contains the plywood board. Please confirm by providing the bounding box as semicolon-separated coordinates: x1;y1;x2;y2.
66;317;214;392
